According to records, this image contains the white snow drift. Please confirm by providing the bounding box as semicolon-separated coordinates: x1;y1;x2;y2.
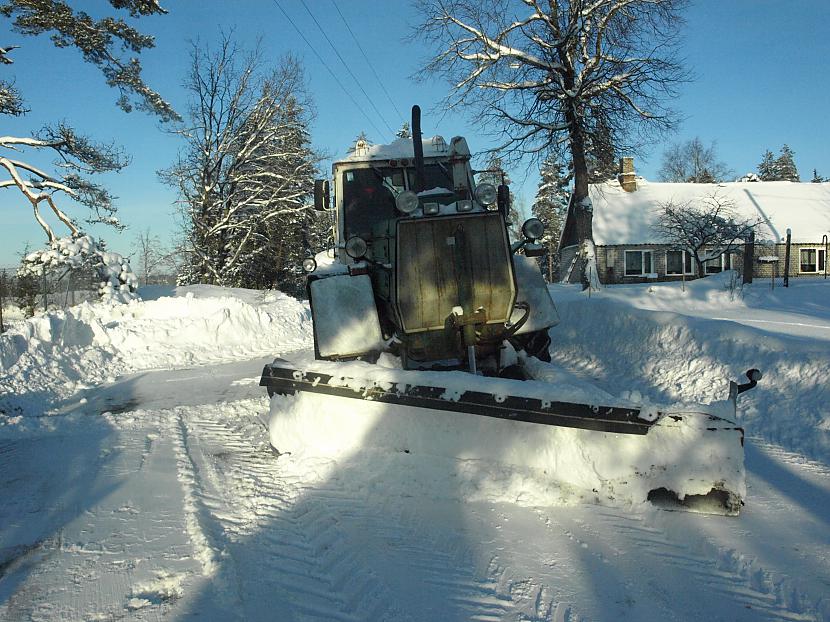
0;285;312;418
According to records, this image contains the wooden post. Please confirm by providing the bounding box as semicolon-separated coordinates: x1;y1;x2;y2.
42;265;48;312
0;269;6;333
742;232;755;284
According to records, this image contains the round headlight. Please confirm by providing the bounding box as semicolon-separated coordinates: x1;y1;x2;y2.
344;236;368;259
395;190;419;214
302;257;317;273
521;217;545;241
474;183;497;206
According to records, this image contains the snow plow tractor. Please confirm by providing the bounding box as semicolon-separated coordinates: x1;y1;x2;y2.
260;106;760;515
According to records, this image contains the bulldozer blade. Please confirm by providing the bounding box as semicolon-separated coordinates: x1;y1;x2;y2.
261;359;747;515
260;361;657;435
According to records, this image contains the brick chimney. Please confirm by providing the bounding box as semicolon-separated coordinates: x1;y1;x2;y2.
618;156;637;192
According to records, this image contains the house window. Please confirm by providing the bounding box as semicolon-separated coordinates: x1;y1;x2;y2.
624;250;654;276
800;248;827;273
704;253;732;274
666;250;693;275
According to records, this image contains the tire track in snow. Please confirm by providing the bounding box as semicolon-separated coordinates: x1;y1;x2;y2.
318;492;519;621
556;507;823;621
169;409;243;618
176;400;566;621
174;406;402;621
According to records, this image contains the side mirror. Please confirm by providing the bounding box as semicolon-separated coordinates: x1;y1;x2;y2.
314;179;330;211
497;184;510;216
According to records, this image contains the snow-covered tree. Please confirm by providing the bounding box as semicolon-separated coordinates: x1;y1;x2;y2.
652;193;759;277
658;137;732;183
162;38;324;292
757;150;776;181
774;145;799;182
1;0;178;301
19;234;137;302
811;169;826;183
414;0;687;284
348;131;372;154
396;122;411;139
758;146;799;182
532;156;570;281
227;98;329;295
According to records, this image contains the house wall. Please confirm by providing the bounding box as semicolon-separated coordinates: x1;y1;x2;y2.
753;242;828;280
593;241;829;284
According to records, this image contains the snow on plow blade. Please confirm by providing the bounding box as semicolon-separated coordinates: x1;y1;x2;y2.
260;359;751;515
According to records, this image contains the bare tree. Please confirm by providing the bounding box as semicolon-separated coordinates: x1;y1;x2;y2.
1;1;178;301
132;229;173;286
652;193;759;277
658;137;732;183
161;36;323;290
414;0;688;282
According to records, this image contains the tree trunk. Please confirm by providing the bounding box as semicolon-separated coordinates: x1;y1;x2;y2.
694;257;704;278
564;97;594;286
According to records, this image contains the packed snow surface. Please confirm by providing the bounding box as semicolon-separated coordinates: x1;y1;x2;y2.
1;273;829;620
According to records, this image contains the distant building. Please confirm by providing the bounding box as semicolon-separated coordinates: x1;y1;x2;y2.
559;158;830;284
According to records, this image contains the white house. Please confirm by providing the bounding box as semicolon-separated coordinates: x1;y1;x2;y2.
573;164;830;284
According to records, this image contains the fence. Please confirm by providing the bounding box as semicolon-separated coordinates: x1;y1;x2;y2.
0;265;178;331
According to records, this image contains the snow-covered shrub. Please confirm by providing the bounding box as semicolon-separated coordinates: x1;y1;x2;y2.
19;234;138;304
736;172;760;183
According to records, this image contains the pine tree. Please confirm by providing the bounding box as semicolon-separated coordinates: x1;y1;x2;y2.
348;131;372;153
774;145;799;182
758;146;800;182
396;122;411;139
812;169;826;183
757;150;776;180
532;157;571;281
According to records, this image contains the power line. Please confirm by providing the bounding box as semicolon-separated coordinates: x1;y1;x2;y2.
298;0;396;139
330;0;406;126
270;0;386;140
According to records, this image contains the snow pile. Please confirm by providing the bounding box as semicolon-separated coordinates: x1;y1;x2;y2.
267;349;746;510
0;285;312;417
548;274;830;461
269;387;744;510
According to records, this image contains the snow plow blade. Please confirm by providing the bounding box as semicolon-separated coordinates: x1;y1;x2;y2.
261;360;756;516
261;362;654;435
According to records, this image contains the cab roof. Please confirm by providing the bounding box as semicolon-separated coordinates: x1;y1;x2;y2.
334;136;470;167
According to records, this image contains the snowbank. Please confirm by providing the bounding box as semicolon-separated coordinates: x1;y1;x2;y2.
0;285;312;417
549;275;830;462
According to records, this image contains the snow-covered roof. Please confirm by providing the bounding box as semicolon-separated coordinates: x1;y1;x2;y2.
590;179;830;245
335;136;470;164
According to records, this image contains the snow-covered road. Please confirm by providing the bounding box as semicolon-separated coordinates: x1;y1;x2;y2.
2;353;828;621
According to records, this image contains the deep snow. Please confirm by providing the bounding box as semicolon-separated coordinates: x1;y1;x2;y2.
1;274;829;621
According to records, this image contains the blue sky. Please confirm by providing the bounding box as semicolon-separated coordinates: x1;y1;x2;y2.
1;0;828;268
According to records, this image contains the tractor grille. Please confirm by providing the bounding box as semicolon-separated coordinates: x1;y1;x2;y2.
395;212;515;333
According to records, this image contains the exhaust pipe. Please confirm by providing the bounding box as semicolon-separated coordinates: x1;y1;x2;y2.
411;105;425;193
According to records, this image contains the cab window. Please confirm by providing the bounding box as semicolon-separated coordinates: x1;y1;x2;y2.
342;168;398;239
